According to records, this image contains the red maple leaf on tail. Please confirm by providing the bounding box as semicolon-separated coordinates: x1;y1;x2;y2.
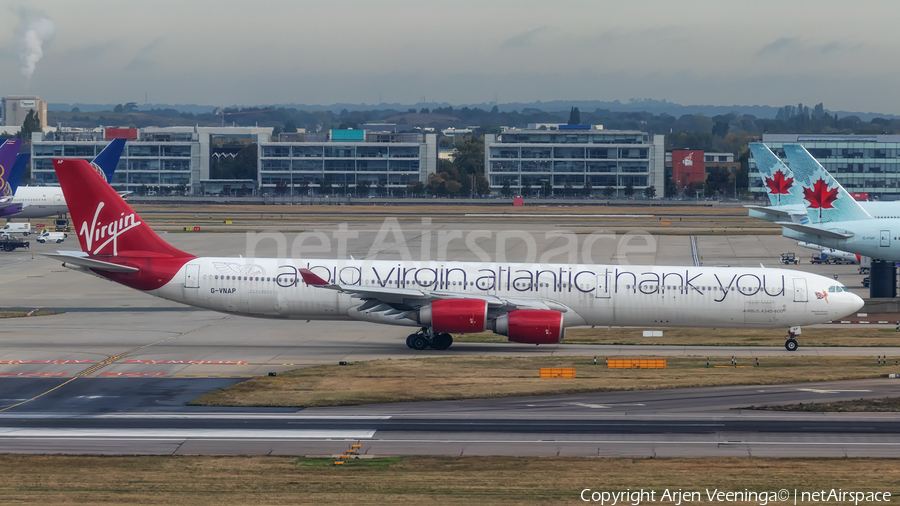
803;178;839;220
764;170;793;204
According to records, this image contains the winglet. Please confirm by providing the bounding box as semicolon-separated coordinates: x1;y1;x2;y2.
299;268;330;286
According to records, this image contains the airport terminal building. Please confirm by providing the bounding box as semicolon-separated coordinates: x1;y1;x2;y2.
256;129;437;196
484;126;665;197
752;134;900;200
30;126;271;195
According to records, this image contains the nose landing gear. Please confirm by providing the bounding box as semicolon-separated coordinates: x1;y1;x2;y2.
406;328;454;351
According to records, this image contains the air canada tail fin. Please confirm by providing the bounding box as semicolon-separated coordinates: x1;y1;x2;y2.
92;138;126;182
9;153;29;195
53;158;191;258
782;144;872;224
749;142;803;207
0;139;23;197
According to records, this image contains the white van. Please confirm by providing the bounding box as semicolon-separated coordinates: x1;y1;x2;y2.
1;223;31;236
36;230;66;244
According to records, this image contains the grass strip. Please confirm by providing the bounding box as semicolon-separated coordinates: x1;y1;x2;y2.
0;455;897;505
457;327;900;348
749;396;900;412
193;356;897;408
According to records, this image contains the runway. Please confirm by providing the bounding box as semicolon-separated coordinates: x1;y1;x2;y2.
0;225;894;457
0;378;899;457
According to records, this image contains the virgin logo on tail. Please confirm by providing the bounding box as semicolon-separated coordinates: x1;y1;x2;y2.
80;201;142;255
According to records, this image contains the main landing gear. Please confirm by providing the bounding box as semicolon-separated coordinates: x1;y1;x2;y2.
784;326;801;352
406;328;453;351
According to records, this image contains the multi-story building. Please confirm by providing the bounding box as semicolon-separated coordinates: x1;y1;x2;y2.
484;125;665;196
257;129;438;196
31;126;271;194
752;134;900;200
1;95;47;128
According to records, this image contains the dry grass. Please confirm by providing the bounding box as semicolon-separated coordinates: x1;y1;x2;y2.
457;327;900;348
193;356;896;408
0;455;897;505
751;397;900;412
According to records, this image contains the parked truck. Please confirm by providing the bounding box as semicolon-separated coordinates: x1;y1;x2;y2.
1;223;30;236
0;233;29;251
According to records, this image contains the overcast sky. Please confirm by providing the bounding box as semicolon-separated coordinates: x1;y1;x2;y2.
1;0;899;113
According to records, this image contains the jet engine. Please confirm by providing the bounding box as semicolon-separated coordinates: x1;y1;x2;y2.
418;299;488;333
493;309;565;344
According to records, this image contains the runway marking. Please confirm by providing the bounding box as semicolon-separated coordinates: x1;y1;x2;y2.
0;428;376;439
123;360;248;365
0;317;232;413
0;360;93;364
98;372;166;377
464;214;653;218
96;414;392;419
796;388;873;394
570;402;646;409
0;372;67;377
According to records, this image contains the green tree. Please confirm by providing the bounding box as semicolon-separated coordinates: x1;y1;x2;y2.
624;181;635;198
283;120;298;133
406;180;424;197
376;181;388;197
500;180;512;197
320;180;333;196
603;181;615;198
355;180;371;197
16;109;42;140
643;185;657;199
568;107;581;125
113;104;124;113
451;136;485;176
474;173;491;196
581;180;593;198
521;180;532;197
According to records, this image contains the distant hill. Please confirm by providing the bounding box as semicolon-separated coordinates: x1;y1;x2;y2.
48;99;900;122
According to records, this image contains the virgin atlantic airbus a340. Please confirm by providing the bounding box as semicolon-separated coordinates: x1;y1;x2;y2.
47;159;862;352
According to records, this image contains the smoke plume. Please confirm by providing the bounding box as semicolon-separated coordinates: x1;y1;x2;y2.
19;17;56;80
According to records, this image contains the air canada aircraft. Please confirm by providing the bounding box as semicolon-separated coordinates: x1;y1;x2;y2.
48;159;863;352
9;138;126;219
775;144;900;262
749;142;900;221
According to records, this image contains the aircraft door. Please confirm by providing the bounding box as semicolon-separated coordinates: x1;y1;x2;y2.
881;230;891;247
792;278;808;302
595;271;611;298
184;264;200;288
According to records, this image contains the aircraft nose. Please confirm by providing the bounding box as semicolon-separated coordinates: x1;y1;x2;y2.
843;292;865;318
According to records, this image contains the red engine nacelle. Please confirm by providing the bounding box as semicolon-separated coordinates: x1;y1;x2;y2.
418;299;488;334
493;309;565;344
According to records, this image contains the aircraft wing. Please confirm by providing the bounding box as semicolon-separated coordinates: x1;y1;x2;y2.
777;222;854;240
298;268;556;311
43;253;139;273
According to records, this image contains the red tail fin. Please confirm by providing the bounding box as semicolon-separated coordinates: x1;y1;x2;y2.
54;159;190;258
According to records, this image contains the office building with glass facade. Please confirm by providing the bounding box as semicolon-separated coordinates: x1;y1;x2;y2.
31;126;271;194
752;134;900;199
484;126;665;196
257;130;438;196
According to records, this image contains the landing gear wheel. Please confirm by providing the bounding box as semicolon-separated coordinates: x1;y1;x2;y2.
406;334;417;348
411;336;428;350
785;338;798;352
433;333;453;350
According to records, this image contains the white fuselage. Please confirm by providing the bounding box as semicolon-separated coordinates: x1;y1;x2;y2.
8;186;67;219
139;258;859;330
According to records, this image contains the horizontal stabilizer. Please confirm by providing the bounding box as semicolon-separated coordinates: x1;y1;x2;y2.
43;253;139;273
777;222;854;240
747;205;807;223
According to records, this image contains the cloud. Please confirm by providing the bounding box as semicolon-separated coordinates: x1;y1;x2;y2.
756;37;800;57
125;37;164;71
500;26;547;49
